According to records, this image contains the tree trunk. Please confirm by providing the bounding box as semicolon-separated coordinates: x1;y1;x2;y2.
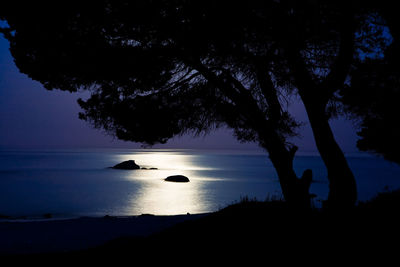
282;2;357;209
190;59;313;208
252;61;312;208
259;131;312;209
302;100;357;208
269;152;312;209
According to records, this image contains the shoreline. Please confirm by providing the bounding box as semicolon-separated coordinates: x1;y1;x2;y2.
0;213;209;255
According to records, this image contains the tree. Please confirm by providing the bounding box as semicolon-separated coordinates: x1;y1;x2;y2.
0;0;313;208
1;0;391;208
341;1;400;164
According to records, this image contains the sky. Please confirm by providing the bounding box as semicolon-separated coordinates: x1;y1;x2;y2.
0;35;359;152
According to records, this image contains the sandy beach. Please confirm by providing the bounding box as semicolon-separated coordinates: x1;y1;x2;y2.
0;213;208;254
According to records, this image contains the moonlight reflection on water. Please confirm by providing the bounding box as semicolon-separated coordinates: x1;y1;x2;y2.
116;151;217;215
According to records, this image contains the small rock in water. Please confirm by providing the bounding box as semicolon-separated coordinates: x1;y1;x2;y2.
164;175;190;183
111;160;140;170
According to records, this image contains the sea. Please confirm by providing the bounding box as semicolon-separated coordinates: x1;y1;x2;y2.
1;149;400;218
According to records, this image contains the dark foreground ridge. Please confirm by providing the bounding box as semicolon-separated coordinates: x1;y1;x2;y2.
3;190;400;263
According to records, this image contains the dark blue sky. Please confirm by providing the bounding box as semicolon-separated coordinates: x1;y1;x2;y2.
0;35;359;152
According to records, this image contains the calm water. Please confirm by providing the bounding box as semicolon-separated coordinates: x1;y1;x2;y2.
0;149;399;217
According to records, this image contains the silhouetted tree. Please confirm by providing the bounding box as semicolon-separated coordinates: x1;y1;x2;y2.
0;1;312;208
341;2;400;164
1;0;393;208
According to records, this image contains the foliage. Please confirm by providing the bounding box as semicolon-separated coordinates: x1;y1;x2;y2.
341;3;400;164
0;0;352;147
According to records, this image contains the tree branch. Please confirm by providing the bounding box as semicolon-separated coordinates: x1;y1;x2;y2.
164;71;201;92
320;8;355;102
285;45;319;101
253;58;283;124
186;58;278;140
